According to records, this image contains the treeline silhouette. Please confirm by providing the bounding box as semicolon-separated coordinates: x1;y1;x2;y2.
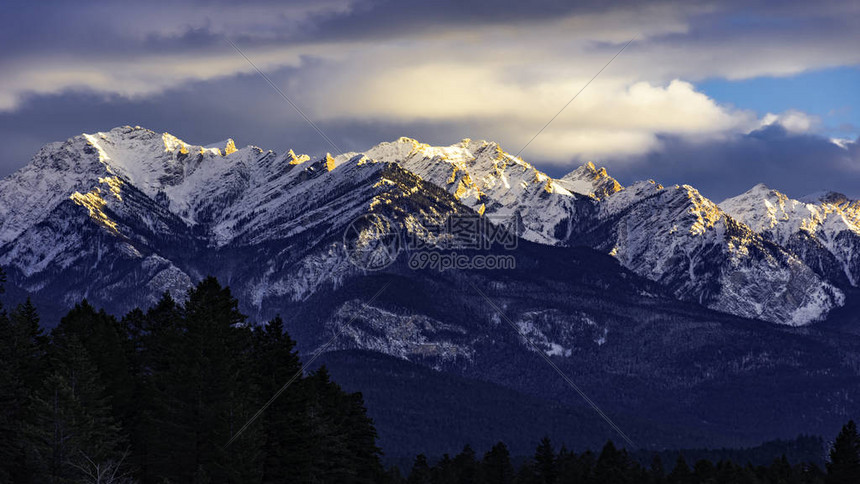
393;428;859;483
0;270;858;483
0;275;381;483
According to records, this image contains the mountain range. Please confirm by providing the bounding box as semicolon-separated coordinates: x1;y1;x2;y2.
1;126;859;456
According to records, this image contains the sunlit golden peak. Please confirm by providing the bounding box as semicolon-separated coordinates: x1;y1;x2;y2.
286;149;311;165
224;139;237;155
162;132;189;154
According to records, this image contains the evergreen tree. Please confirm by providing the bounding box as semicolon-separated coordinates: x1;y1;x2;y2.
553;446;574;483
514;460;538;484
11;297;44;349
481;442;515;484
593;441;632;484
692;459;716;483
408;454;432;484
305;367;358;481
668;455;693;484
649;454;666;484
533;437;556;484
0;307;18;482
131;292;187;482
766;454;796;484
129;279;262;482
451;444;478;484
433;454;456;484
170;277;261;482
53;300;135;427
0;298;47;482
121;307;147;356
26;334;125;483
827;420;860;484
11;299;49;389
384;465;406;484
713;460;748;484
253;316;304;483
342;390;384;482
0;279;388;483
574;450;596;483
298;366;382;483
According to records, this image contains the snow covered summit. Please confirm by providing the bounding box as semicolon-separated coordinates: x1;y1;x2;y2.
721;184;860;286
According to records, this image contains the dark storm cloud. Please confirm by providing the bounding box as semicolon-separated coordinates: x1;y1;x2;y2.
0;0;620;60
4;1;850;47
597;127;860;200
1;0;855;63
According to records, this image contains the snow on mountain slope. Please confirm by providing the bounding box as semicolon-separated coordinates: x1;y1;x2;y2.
595;183;844;326
0;186;196;311
322;301;476;367
0;136;106;246
0;126;851;326
721;185;860;286
0;127;481;319
0;126;343;248
345;137;844;325
556;161;623;200
70;127;267;230
228;157;479;311
0;126;249;247
339;137;609;245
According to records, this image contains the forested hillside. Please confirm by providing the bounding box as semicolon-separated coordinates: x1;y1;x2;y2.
1;269;858;483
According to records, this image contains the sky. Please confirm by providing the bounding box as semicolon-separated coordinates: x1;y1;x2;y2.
1;0;858;200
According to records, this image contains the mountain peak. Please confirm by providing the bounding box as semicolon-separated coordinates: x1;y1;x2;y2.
557;162;622;199
719;183;784;208
203;138;238;156
800;190;851;205
283;149;311;166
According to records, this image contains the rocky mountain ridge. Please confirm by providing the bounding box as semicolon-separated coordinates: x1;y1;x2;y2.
0;126;855;325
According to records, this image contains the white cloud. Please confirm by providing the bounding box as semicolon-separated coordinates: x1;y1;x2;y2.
760;110;819;134
830;137;855;149
293;51;758;160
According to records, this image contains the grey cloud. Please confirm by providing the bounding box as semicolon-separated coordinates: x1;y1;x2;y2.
0;68;476;176
1;0;858;201
593;126;860;201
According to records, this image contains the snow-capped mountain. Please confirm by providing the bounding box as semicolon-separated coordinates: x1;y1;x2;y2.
588;182;844;326
0;127;472;316
342;137;844;325
2;126;860;454
338;137;599;245
721;184;860;288
0;126;853;327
